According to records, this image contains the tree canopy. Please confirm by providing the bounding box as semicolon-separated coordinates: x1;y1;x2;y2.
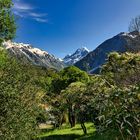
0;0;16;43
0;49;45;139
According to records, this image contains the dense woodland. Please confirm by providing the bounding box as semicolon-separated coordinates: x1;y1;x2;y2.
0;0;140;140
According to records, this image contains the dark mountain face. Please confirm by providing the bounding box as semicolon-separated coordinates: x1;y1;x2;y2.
75;31;140;73
3;41;65;70
63;47;90;65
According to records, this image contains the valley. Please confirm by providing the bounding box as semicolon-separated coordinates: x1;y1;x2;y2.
0;0;140;140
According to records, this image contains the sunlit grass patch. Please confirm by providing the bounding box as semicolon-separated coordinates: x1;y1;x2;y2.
37;123;95;140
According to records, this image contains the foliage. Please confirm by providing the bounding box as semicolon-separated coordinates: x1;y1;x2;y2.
94;52;140;139
101;52;140;87
44;66;90;132
61;82;87;129
51;66;89;94
105;87;139;139
61;78;111;134
1;47;140;139
0;49;45;139
60;66;89;84
0;0;16;42
43;52;140;139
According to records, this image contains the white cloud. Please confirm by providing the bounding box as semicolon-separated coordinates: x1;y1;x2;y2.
13;11;24;17
13;3;33;10
29;12;48;18
33;18;48;23
13;1;48;23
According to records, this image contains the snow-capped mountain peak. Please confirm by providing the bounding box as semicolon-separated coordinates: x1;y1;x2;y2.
3;40;65;70
3;41;48;56
63;47;90;65
76;47;89;52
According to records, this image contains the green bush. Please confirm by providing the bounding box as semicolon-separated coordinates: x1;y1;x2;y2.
0;50;43;139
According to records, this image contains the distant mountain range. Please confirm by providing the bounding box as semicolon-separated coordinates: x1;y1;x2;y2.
75;31;140;73
63;47;90;65
3;31;140;73
3;40;90;70
3;41;65;70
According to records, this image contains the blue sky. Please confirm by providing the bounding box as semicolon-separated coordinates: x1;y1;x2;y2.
13;0;140;58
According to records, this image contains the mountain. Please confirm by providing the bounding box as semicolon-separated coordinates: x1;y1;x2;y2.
75;31;140;73
3;41;65;70
63;47;90;65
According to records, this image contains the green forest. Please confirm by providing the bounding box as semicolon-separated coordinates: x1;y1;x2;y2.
0;0;140;140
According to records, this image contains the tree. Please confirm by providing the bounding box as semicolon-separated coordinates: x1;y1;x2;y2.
86;75;113;131
61;79;105;135
0;49;44;139
51;66;89;95
101;52;140;87
104;87;140;140
0;0;16;43
61;82;87;133
47;66;89;128
95;52;140;139
129;15;140;32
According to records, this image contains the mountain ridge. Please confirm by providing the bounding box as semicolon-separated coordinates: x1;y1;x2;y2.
75;31;140;73
3;41;65;70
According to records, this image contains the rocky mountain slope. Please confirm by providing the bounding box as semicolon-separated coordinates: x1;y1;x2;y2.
3;41;65;70
63;47;90;65
75;31;140;73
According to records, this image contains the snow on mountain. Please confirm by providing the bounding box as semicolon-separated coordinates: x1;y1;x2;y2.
3;41;65;70
120;31;139;39
63;47;90;65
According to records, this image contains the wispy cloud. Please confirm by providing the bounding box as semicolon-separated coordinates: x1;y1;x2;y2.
33;18;49;23
13;1;49;23
13;10;24;17
14;3;33;10
29;12;48;18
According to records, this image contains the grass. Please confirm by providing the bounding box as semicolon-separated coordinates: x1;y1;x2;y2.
36;123;118;140
36;123;95;140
